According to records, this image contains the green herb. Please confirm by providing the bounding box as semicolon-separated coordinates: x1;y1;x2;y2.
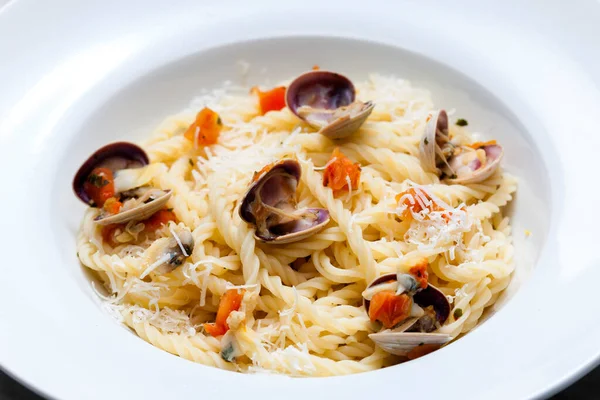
455;118;468;127
424;138;429;145
221;343;236;362
418;342;424;346
189;159;194;167
76;252;79;257
453;308;463;319
217;116;223;125
87;174;109;188
167;208;174;212
450;174;457;179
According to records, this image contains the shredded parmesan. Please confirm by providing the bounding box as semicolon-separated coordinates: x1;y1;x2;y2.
140;253;171;279
313;156;337;171
169;226;189;257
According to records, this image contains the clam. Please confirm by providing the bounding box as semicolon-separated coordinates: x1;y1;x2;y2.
363;273;451;357
73;142;172;225
444;143;504;185
73;142;149;204
286;71;375;139
239;159;330;244
94;187;172;226
141;226;194;278
419;110;503;184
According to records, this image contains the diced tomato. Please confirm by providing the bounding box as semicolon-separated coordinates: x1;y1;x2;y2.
142;210;177;233
395;188;449;221
203;289;245;337
184;107;222;146
409;261;429;289
468;140;496;150
252;86;286;115
407;343;441;360
83;167;115;207
203;322;228;337
101;223;124;247
322;148;361;195
368;291;412;329
102;197;122;215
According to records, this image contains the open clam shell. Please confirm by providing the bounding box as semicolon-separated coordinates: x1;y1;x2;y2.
363;273;452;356
419;110;503;184
73;142;149;205
367;332;451;357
363;273;450;325
265;208;330;244
94;189;172;226
239;159;330;243
445;144;504;184
419;109;450;174
286;71;374;139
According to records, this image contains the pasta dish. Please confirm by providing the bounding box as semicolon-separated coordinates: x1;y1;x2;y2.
73;69;516;376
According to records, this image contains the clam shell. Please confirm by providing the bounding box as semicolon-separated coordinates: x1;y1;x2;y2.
239;159;301;226
318;101;375;139
419;110;449;174
265;208;330;244
95;190;172;225
446;144;504;185
363;273;450;325
286;70;373;139
368;331;451;356
239;159;329;244
73;142;148;205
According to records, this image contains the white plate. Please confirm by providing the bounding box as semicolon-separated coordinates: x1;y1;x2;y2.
1;1;600;399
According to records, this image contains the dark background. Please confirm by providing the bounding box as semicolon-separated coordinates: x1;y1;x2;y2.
1;366;598;399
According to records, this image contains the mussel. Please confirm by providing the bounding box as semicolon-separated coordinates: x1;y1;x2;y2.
419;110;503;184
363;272;451;357
73;142;172;225
286;71;374;139
239;159;330;244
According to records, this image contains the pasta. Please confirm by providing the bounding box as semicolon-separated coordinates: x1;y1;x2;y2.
76;73;516;376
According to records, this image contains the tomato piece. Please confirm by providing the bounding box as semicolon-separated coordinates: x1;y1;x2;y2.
184;107;222;146
83;167;115;207
142;210;177;233
312;65;320;70
407;343;441;360
102;197;122;215
203;289;245;337
395;188;449;220
101;223;124;247
322;148;361;195
409;261;429;289
203;323;228;337
368;291;412;329
252;86;286;115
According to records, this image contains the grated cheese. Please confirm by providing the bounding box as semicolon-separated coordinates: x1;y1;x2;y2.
140;253;171;279
169;226;189;257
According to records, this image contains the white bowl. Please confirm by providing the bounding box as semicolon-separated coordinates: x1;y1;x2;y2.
1;1;600;399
